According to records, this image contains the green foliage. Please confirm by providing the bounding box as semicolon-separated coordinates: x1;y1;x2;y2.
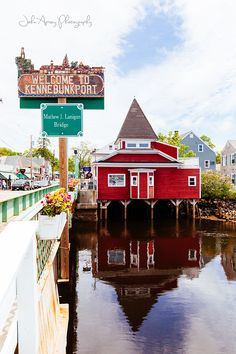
0;147;20;156
216;151;221;164
228;188;236;201
157;131;196;158
200;135;215;149
68;157;75;172
72;142;94;176
201;171;233;200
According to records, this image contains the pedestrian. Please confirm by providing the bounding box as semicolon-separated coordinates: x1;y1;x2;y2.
2;180;6;190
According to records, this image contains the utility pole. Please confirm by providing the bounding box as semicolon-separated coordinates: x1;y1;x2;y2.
74;149;78;179
58;97;69;280
30;135;33;180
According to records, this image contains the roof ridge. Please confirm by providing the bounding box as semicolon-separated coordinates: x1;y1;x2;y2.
115;99;157;142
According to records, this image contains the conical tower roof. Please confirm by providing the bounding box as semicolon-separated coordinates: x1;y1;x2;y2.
115;99;157;143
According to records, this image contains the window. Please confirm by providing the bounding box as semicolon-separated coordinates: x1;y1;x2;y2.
131;176;138;186
198;144;203;152
108;174;125;187
149;176;154;186
139;143;149;148
127;143;136;148
148;254;154;265
231;174;236;185
188;176;196;186
107;250;125;265
131;254;138;265
231;154;236;165
189;133;194;138
188;249;197;261
126;141;150;149
222;155;227;166
204;160;210;168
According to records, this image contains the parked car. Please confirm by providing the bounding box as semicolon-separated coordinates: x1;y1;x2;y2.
11;179;31;191
34;180;51;189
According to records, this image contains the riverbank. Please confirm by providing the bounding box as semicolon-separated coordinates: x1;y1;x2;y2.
198;200;236;222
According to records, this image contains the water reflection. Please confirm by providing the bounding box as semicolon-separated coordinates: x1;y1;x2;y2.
67;220;236;354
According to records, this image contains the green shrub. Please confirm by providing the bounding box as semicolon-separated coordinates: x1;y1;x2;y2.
201;171;233;200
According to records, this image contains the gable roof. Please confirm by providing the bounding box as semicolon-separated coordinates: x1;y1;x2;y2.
115;99;157;142
180;131;216;153
228;140;236;149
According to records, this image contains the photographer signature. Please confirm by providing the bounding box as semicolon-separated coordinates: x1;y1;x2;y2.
19;14;92;29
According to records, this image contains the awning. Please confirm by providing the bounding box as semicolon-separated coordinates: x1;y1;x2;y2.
16;172;29;179
0;172;17;180
0;172;6;179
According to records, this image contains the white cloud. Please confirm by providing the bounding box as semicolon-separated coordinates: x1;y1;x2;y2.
1;0;236;154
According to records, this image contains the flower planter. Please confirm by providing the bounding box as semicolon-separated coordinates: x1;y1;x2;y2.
37;212;67;240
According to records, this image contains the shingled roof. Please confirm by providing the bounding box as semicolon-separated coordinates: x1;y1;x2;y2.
115;99;157;142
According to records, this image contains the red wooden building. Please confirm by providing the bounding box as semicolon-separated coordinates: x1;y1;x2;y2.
94;99;200;219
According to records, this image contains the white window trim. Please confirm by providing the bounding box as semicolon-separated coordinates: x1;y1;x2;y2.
131;254;138;265
149;175;154;186
108;174;126;187
204;160;210;168
188;249;197;261
231;153;235;165
126;141;150;149
222;155;227;166
231;173;236;185
131;175;138;186
188;176;196;186
198;144;203;152
126;143;137;148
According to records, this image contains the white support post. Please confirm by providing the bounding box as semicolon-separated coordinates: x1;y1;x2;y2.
17;230;38;354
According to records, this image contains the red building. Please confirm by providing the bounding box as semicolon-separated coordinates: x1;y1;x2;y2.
94;99;200;219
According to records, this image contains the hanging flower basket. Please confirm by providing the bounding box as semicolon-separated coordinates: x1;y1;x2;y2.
37;188;72;240
38;212;67;240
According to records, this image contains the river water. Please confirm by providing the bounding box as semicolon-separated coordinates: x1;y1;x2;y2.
67;219;236;354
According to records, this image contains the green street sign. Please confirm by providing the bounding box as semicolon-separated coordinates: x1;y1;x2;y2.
21;97;104;109
41;103;83;137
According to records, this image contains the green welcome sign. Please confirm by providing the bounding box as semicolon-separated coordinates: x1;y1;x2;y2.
41;103;83;137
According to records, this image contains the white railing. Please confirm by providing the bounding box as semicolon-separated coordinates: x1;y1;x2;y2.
179;157;199;167
0;221;38;354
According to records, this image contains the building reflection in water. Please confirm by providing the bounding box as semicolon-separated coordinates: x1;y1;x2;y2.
92;222;201;332
67;220;236;354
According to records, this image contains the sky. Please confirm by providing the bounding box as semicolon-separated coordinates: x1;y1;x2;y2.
1;0;236;156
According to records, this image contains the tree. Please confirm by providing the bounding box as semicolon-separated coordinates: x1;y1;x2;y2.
72;142;94;176
0;147;20;156
24;136;59;179
200;135;215;149
201;171;233;200
68;157;75;173
37;136;51;149
157;131;196;158
216;151;221;164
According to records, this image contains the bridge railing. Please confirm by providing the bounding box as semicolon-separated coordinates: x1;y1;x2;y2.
0;184;59;224
0;183;72;354
0;222;38;354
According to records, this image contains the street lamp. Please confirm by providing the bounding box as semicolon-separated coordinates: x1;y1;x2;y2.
74;149;78;179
